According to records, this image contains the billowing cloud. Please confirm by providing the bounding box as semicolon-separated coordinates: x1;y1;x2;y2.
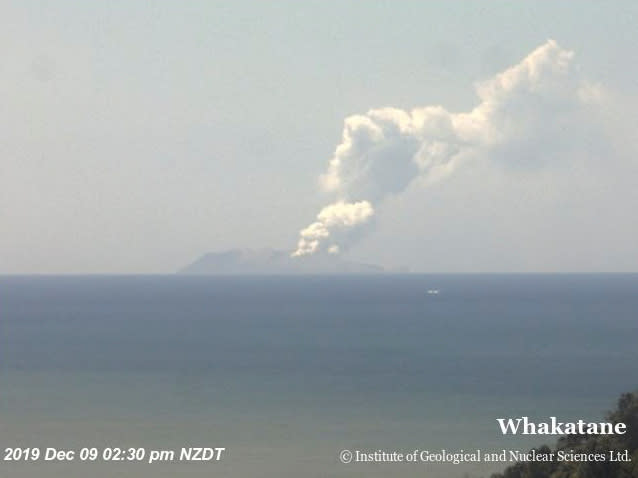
292;200;374;257
292;40;605;257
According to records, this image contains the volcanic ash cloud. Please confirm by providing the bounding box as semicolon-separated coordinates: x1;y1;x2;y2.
291;40;604;257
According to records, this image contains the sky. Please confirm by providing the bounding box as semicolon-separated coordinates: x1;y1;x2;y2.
2;1;637;273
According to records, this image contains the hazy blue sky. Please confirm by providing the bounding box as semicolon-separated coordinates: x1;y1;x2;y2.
2;1;637;273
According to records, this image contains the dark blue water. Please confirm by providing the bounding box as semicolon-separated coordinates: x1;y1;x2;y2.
1;275;637;477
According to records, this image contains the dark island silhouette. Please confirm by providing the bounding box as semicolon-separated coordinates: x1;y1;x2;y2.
178;248;386;275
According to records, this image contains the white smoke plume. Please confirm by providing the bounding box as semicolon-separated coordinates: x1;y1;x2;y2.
292;40;604;257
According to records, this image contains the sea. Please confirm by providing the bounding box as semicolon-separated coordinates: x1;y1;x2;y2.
1;274;637;477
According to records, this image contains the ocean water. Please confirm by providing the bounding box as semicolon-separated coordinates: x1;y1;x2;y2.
1;274;637;477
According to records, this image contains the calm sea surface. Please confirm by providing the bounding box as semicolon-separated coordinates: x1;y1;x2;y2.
1;275;637;477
